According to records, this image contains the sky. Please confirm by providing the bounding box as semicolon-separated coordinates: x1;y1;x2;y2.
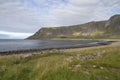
0;0;120;39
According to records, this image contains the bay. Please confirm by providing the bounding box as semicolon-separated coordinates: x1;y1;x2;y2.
0;39;106;52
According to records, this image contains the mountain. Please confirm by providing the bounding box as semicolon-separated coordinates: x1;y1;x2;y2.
28;14;120;39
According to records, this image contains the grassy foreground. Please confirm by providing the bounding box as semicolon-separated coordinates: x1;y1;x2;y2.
0;46;120;80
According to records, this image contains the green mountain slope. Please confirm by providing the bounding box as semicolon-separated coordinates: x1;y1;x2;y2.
28;14;120;39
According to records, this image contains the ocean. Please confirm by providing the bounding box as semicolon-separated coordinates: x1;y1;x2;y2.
0;39;106;52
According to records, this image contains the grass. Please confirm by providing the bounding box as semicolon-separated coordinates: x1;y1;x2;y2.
0;46;120;80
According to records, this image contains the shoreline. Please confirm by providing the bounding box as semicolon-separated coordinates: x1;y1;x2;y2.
0;40;116;56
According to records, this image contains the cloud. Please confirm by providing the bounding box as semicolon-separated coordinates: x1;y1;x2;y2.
49;0;120;25
49;0;99;25
0;0;120;39
69;0;99;6
90;0;120;20
0;31;33;39
0;34;10;39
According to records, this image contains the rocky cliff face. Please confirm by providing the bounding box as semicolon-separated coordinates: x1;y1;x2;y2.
28;14;120;39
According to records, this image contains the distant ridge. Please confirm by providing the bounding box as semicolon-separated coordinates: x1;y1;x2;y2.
28;14;120;39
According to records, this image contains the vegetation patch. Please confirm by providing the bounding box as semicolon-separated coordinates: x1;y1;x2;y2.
0;46;120;80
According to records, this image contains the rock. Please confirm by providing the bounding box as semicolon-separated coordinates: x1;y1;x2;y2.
20;54;32;59
100;77;109;80
66;56;74;62
72;64;81;71
93;65;97;68
76;53;102;60
76;54;82;60
84;71;89;75
100;67;104;70
75;64;81;68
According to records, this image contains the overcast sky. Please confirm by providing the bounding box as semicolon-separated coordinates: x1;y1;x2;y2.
0;0;120;39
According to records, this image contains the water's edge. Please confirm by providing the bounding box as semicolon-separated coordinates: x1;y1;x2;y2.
0;41;114;55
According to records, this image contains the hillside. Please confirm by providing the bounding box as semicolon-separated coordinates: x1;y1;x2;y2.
28;14;120;39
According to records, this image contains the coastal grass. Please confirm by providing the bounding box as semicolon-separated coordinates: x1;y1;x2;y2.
0;46;120;80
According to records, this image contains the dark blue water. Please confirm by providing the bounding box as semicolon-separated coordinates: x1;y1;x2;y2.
0;39;107;52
